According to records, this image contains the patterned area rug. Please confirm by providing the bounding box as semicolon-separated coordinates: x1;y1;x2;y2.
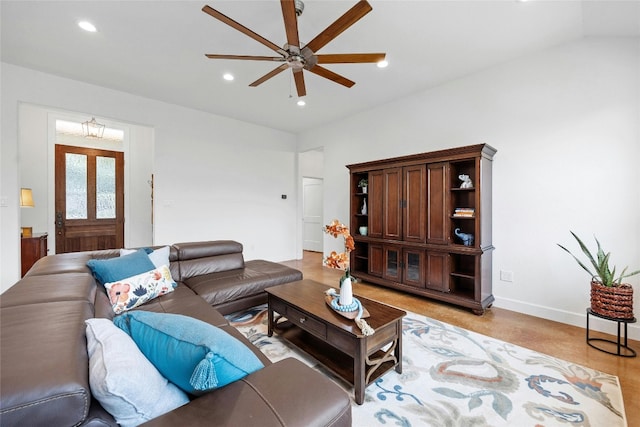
226;305;627;427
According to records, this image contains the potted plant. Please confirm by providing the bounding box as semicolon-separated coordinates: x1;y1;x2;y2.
558;231;640;319
358;178;368;194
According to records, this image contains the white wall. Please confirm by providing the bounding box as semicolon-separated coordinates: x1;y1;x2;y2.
1;63;298;292
299;37;640;339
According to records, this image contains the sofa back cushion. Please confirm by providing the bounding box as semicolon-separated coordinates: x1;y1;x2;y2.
0;301;93;426
173;241;245;281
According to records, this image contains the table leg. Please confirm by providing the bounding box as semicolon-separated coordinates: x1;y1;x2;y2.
395;319;403;374
354;342;365;405
267;302;274;338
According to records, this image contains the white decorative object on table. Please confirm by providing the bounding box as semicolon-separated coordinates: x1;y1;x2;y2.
339;274;353;306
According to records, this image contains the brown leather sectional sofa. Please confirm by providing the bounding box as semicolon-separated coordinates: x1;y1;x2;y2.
0;240;352;426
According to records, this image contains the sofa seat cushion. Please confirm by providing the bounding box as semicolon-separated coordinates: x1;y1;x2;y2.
133;284;231;328
0;301;94;426
183;260;302;307
0;273;97;308
114;311;264;394
141;358;352;427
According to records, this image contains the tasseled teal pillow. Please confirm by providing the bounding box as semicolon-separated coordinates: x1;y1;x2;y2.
114;311;264;394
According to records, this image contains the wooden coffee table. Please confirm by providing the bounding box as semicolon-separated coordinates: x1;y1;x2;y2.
266;279;406;404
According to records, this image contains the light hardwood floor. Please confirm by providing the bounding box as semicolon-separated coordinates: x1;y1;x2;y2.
281;251;640;426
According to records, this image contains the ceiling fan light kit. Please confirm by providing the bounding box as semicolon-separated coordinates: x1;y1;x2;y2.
202;0;385;97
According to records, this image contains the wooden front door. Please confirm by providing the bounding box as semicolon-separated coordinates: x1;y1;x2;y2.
55;144;124;253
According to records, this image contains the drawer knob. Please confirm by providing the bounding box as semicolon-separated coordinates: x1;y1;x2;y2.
300;317;306;323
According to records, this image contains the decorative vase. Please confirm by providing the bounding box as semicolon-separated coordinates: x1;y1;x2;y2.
339;274;353;306
362;186;367;194
590;281;634;319
361;199;367;215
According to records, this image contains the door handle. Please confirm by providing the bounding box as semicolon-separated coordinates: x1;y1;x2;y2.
55;212;64;229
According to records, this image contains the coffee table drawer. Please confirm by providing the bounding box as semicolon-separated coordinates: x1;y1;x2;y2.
287;306;327;339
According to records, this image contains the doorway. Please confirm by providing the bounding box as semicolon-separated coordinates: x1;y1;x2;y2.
54;144;124;253
302;177;323;252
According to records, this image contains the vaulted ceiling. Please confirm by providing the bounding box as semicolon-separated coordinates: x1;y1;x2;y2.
2;1;638;133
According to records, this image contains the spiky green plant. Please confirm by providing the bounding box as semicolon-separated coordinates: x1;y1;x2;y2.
558;231;640;287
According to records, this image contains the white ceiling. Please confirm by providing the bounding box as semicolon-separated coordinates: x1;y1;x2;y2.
2;1;638;133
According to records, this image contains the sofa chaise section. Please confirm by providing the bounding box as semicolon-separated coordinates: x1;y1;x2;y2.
173;240;303;315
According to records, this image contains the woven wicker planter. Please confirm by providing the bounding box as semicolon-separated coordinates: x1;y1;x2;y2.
590;281;634;319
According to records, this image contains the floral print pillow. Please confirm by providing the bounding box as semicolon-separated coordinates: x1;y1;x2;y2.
104;265;177;314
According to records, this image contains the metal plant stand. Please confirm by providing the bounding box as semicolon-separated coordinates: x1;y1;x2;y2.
586;308;636;357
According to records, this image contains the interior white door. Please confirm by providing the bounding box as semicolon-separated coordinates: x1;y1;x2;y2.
302;177;323;252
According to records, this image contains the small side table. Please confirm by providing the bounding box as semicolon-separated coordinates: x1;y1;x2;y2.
586;308;636;357
21;233;48;277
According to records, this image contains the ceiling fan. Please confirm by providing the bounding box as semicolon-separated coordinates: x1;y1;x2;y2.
202;0;385;97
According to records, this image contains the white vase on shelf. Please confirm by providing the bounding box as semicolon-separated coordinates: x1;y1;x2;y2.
361;199;367;215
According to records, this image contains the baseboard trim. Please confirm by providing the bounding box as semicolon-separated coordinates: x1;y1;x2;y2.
493;297;640;341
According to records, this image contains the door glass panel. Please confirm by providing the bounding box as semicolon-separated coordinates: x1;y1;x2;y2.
65;153;87;219
96;156;116;219
387;249;398;277
407;252;420;281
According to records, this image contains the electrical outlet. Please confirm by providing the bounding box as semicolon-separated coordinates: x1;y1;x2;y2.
500;270;514;282
0;197;8;207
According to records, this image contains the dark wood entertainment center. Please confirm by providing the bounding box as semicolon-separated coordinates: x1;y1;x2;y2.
347;144;496;314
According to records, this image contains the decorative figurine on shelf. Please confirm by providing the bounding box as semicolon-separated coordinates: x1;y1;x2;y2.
454;228;474;246
458;174;473;189
361;198;367;215
358;178;368;194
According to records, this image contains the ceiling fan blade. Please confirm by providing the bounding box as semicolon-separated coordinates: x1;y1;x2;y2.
308;65;355;88
280;0;300;50
293;69;306;97
205;54;285;62
305;0;372;53
317;53;386;64
202;5;284;55
249;64;289;87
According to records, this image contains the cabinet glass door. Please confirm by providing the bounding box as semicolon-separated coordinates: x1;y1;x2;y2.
383;246;401;281
403;249;425;288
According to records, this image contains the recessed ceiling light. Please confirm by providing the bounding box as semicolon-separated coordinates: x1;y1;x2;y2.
223;73;234;81
377;60;388;68
297;100;306;107
78;21;97;32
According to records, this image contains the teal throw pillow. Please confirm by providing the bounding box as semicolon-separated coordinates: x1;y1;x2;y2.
120;246;170;269
113;311;264;394
87;249;155;285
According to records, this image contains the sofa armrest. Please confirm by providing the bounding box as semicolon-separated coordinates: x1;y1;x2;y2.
142;358;351;427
